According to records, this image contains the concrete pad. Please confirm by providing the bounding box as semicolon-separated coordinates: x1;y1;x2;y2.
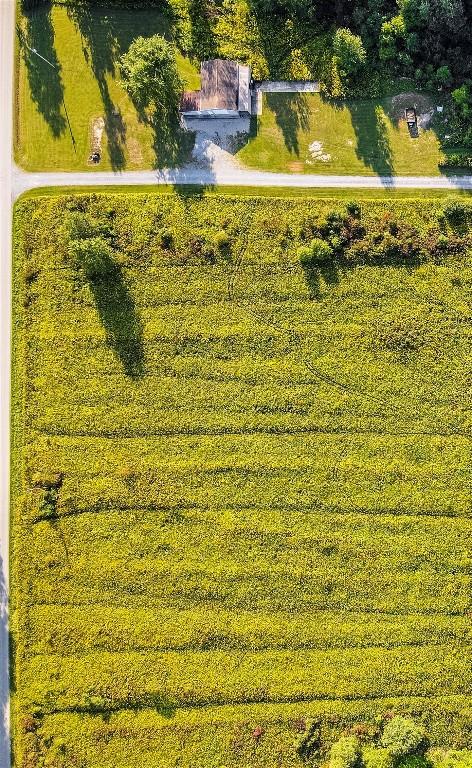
256;81;320;93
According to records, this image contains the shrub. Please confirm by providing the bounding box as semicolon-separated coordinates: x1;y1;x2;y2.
380;717;426;759
374;315;429;355
379;15;406;64
363;746;394;768
443;200;470;226
160;228;174;249
333;28;366;80
68;237;115;280
346;200;361;217
65;212;100;241
432;750;472;768
24;263;39;284
436;65;452;88
439;154;472;170
213;230;232;256
330;736;362;768
298;237;333;267
452;84;471;118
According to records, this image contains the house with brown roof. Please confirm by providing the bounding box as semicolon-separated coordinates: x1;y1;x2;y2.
181;59;251;118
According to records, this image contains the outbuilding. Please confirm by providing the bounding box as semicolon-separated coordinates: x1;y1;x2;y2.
181;59;251;118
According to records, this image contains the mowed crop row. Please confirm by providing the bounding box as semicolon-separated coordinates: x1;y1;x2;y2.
12;193;472;768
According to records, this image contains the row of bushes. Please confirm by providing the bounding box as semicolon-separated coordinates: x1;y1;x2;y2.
19;704;472;768
440;155;472;171
19;194;472;271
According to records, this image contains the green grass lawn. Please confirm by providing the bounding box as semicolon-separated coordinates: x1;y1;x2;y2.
16;5;200;171
238;93;447;175
20;185;472;201
12;192;472;768
16;7;449;177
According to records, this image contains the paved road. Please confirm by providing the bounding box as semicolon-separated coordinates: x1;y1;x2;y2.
12;165;472;198
0;0;14;765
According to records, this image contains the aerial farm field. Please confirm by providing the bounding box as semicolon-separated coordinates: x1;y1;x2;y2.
11;192;472;768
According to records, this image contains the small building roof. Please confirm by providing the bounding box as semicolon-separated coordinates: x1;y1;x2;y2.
200;59;239;111
181;90;201;112
180;59;251;115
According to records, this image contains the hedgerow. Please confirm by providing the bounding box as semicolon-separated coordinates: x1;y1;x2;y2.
11;192;472;768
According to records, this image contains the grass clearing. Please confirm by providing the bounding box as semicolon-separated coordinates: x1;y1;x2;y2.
18;185;472;202
16;6;454;178
15;5;200;171
12;192;472;767
238;93;446;175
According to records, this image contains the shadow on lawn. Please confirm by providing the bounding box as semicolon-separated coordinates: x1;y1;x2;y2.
67;5;194;169
89;265;145;379
265;93;311;155
19;3;66;137
348;101;394;178
67;5;126;169
144;107;195;170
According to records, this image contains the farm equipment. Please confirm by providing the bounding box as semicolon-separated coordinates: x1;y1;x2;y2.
405;106;418;138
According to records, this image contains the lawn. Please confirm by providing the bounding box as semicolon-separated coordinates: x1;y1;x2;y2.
15;5;200;171
12;192;472;768
238;93;447;175
16;6;451;177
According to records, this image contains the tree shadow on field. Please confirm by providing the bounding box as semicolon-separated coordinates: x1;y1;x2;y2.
300;259;340;299
348;100;394;179
88;266;145;379
19;3;66;137
265;93;310;155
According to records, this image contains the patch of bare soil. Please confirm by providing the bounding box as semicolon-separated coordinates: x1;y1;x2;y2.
127;137;143;164
89;116;105;155
388;92;436;127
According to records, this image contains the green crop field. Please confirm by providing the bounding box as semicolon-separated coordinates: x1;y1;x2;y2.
12;192;472;768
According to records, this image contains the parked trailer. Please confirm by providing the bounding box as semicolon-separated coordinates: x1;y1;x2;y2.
405;107;418;137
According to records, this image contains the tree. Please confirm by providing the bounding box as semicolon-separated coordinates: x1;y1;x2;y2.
452;83;472;116
333;28;366;81
380;716;426;759
298;237;333;267
379;16;406;63
120;35;183;115
68;237;115;280
400;0;465;33
330;737;362;768
436;64;452;86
